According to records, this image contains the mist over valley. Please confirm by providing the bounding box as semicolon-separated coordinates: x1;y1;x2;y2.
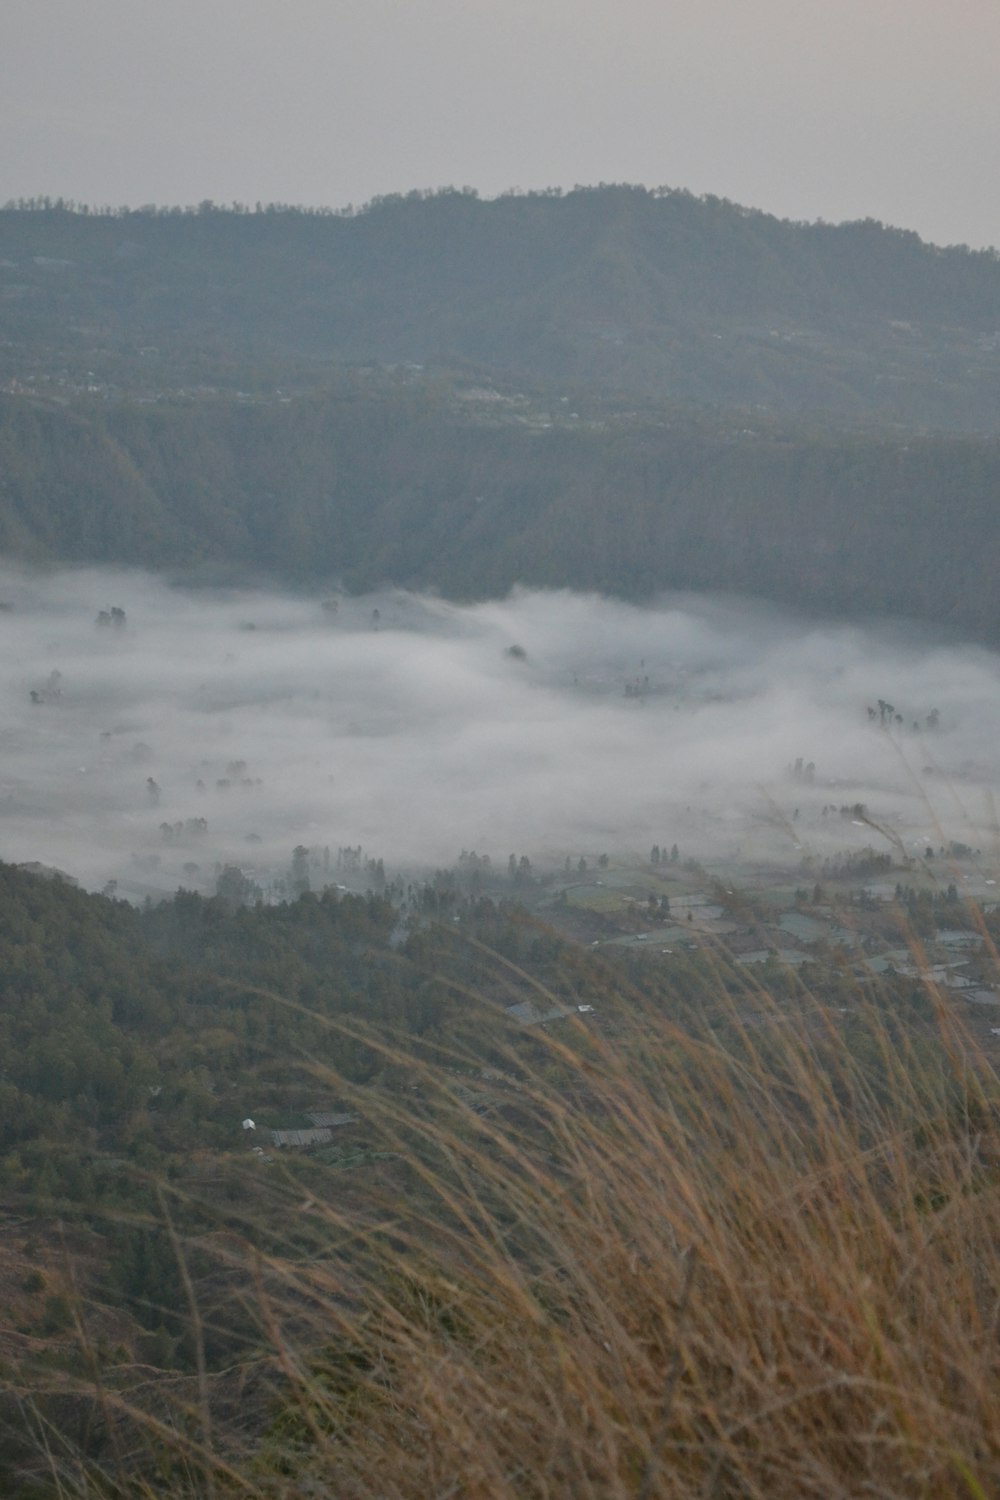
6;13;1000;1483
3;565;998;904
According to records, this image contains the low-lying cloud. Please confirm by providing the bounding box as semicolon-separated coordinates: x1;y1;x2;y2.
1;565;998;899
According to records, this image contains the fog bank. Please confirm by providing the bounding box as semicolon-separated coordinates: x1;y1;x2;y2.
1;566;998;899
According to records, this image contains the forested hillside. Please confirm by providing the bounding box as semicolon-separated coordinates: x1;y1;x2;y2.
3;188;1000;430
1;859;999;1497
3;189;1000;639
2;383;999;639
0;859;604;1202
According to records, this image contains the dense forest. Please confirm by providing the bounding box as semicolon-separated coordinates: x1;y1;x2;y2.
0;858;639;1204
2;188;1000;431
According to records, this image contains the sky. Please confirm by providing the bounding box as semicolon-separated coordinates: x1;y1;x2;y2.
3;0;999;248
2;566;998;898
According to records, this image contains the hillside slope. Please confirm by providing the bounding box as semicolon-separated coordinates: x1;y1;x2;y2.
3;188;1000;430
2;385;999;640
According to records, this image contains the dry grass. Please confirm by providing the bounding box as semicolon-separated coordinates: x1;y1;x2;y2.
7;955;1000;1499
239;960;1000;1500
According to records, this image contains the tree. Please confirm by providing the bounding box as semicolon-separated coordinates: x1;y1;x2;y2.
215;865;260;908
291;846;310;894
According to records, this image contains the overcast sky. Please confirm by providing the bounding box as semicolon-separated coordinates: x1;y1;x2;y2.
3;0;999;248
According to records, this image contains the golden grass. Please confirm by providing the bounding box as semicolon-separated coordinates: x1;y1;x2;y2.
8;952;1000;1499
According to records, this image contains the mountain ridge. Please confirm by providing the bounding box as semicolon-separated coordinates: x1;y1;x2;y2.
4;185;1000;430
